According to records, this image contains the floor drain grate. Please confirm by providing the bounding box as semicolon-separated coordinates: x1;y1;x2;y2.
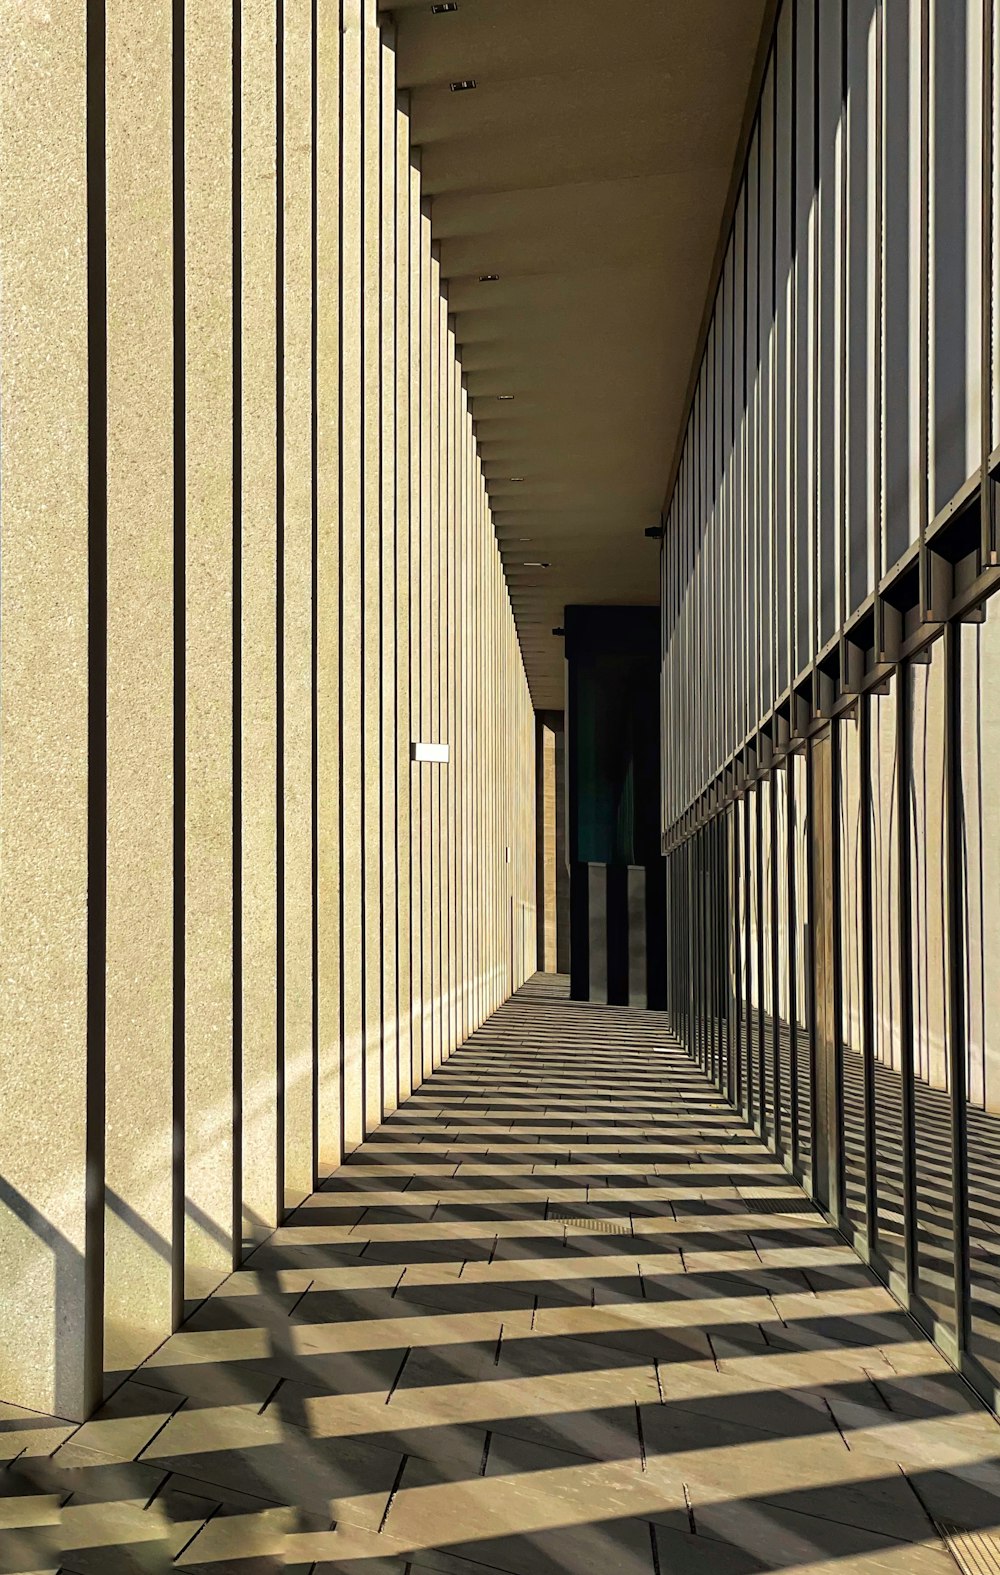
934;1520;1000;1574
550;1210;633;1235
741;1196;819;1215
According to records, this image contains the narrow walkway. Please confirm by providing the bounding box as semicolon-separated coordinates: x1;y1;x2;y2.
6;978;1000;1573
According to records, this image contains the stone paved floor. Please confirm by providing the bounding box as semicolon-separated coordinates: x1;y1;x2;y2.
6;976;1000;1572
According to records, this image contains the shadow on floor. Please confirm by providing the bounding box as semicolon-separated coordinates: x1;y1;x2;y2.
3;975;1000;1573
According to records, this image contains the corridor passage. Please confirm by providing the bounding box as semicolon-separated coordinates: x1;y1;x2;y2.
7;979;1000;1574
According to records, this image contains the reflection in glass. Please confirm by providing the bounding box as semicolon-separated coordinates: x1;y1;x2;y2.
692;831;704;1071
775;765;793;1153
727;804;739;1103
733;796;747;1111
792;749;812;1169
870;677;906;1274
710;818;727;1084
907;646;954;1328
746;789;760;1126
960;607;1000;1381
838;704;868;1236
760;775;775;1137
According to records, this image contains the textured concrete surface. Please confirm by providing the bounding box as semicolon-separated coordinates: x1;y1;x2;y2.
5;976;1000;1571
0;0;92;1422
183;0;236;1303
103;0;175;1379
0;1;535;1419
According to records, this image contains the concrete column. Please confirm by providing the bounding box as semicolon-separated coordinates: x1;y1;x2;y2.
282;0;316;1210
428;262;442;1069
536;717;558;971
395;111;414;1107
103;0;174;1376
0;0;92;1421
0;2;541;1419
379;33;399;1120
340;0;364;1151
555;723;570;972
408;164;424;1097
316;0;343;1178
418;211;434;1082
183;0;235;1301
362;0;383;1135
239;0;280;1239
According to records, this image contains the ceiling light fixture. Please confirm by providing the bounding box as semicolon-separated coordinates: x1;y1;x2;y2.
479;273;500;282
432;2;458;11
522;561;550;569
509;476;524;482
450;78;477;91
496;393;514;401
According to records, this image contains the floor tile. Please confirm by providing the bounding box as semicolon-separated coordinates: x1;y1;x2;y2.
18;978;1000;1573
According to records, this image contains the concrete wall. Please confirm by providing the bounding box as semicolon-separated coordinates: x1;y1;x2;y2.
0;0;535;1422
534;711;569;973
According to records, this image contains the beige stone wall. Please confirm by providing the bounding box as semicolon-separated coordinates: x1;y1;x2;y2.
0;0;536;1421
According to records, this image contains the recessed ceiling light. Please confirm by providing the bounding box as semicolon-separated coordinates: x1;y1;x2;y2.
509;477;524;482
522;561;550;569
496;393;514;401
432;2;458;11
517;537;531;542
479;273;500;282
450;78;477;91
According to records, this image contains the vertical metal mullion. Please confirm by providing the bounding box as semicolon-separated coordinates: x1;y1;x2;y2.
689;839;696;1057
744;794;754;1123
711;819;718;1087
811;1;820;663
918;0;930;604
793;0;803;689
805;741;819;1195
897;661;918;1303
698;829;706;1073
838;0;848;633
771;770;782;1151
705;830;711;1075
945;621;971;1351
717;817;725;1087
830;718;845;1225
874;0;884;589
733;802;743;1111
705;829;711;1076
756;790;767;1136
712;818;721;1085
859;695;878;1251
982;0;995;561
787;753;800;1173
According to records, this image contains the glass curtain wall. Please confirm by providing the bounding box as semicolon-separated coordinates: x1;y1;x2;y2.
659;0;1000;1413
664;606;1000;1407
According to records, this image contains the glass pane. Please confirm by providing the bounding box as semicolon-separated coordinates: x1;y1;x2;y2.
870;676;906;1275
727;805;739;1102
746;790;760;1125
775;766;793;1153
736;795;751;1113
839;705;868;1237
709;819;725;1084
792;749;812;1170
760;775;775;1138
960;606;1000;1382
908;645;954;1328
696;830;707;1072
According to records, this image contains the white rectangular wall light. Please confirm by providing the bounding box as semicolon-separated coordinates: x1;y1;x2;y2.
411;740;450;763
